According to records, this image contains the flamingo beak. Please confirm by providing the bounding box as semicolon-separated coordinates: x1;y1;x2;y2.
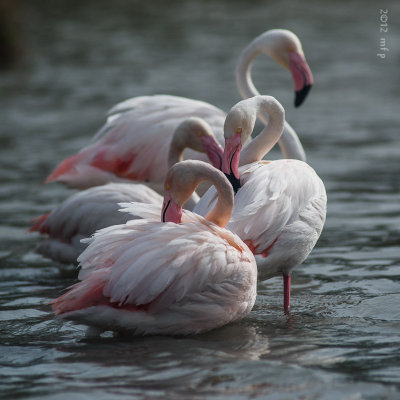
225;173;241;194
289;52;314;108
283;273;291;313
200;136;224;170
161;190;182;224
222;134;242;193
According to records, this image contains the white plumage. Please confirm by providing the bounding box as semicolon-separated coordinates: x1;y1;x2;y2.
32;117;223;264
194;95;327;310
45;96;226;189
194;160;327;280
31;183;162;265
52;161;257;336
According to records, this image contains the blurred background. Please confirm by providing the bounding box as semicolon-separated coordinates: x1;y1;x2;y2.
0;1;399;399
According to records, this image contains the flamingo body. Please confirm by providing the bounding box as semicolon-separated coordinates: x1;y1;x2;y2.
52;161;257;336
46;95;226;189
53;205;256;335
32;117;224;265
193;159;327;280
46;29;314;190
31;183;162;265
195;95;327;310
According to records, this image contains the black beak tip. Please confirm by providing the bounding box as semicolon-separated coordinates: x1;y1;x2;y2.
294;84;312;108
225;173;241;194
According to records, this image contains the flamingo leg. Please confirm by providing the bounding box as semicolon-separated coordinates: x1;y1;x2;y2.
283;273;291;312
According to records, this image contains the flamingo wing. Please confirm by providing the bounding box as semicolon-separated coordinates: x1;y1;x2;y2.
228;160;326;251
46;95;226;189
116;200;206;223
103;95;225;134
32;183;163;264
117;201;162;221
194;160;327;257
55;218;256;315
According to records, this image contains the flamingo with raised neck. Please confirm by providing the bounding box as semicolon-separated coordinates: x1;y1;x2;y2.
45;29;312;190
194;95;327;312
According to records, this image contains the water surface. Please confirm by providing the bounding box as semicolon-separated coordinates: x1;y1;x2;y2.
1;1;399;399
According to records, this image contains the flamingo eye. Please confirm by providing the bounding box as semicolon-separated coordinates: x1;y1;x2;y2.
165;183;171;190
196;130;203;137
236;127;242;134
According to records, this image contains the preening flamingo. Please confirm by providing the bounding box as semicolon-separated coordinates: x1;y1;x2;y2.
31;118;223;265
52;160;257;336
193;95;327;312
45;29;312;190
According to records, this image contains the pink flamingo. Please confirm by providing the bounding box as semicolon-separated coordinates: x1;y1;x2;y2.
31;118;223;265
52;160;257;336
193;95;327;312
45;29;312;189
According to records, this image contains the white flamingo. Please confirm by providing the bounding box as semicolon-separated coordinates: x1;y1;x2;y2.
52;160;257;336
31;118;223;265
193;95;327;312
45;29;312;190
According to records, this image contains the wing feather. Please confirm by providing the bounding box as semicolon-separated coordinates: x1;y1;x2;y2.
194;160;326;253
76;216;255;313
87;95;226;182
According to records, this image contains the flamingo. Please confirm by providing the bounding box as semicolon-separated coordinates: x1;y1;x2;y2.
45;29;312;190
193;95;327;312
31;118;223;265
52;160;257;336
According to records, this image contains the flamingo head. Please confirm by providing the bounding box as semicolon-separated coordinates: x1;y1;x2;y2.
163;160;210;222
289;52;313;108
169;118;224;169
258;29;314;107
222;100;257;192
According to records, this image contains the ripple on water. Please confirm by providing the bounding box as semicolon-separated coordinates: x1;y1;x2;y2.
1;0;400;398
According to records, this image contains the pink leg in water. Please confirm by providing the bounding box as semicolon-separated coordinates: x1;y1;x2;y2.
283;273;291;312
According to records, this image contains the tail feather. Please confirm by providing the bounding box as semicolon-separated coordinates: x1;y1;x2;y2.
52;270;109;315
52;267;152;316
46;147;143;185
45;153;82;183
29;212;51;233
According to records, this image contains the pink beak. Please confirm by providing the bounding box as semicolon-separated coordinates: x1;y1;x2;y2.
289;52;314;107
200;136;224;170
161;190;182;224
222;133;242;193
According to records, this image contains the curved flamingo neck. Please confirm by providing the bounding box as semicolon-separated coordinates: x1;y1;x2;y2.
163;161;234;228
168;125;223;169
235;42;261;100
202;169;234;227
168;124;199;167
168;132;191;167
235;32;306;161
238;97;285;166
167;145;184;168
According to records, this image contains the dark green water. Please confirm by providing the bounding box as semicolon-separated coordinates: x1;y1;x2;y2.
1;1;399;399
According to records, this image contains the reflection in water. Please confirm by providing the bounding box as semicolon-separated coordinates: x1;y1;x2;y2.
0;0;400;398
55;324;270;367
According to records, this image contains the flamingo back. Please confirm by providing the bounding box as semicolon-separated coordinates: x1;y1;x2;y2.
193;159;327;278
46;95;226;189
53;214;257;335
